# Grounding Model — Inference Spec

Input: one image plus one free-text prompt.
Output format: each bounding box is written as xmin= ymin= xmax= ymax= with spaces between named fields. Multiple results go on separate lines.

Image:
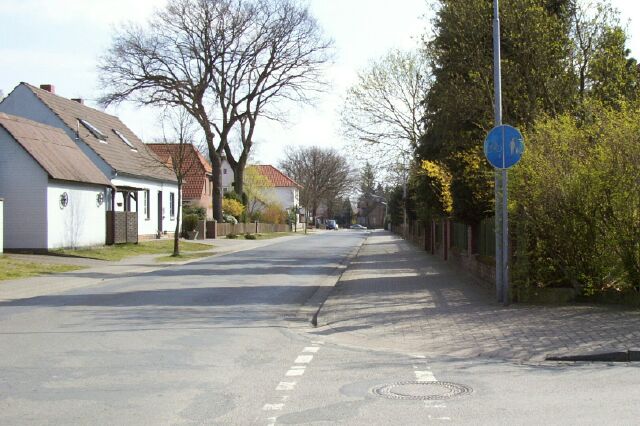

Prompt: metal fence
xmin=451 ymin=222 xmax=468 ymax=250
xmin=479 ymin=217 xmax=495 ymax=257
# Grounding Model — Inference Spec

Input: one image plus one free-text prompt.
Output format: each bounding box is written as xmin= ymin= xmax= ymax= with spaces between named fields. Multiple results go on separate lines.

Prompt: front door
xmin=157 ymin=191 xmax=163 ymax=233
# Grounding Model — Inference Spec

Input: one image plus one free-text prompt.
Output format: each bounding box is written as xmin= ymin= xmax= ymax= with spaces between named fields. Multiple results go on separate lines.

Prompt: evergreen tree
xmin=416 ymin=0 xmax=576 ymax=223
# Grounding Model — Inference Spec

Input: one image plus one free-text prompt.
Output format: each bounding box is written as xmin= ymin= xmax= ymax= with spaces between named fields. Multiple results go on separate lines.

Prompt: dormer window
xmin=113 ymin=129 xmax=138 ymax=151
xmin=78 ymin=119 xmax=107 ymax=141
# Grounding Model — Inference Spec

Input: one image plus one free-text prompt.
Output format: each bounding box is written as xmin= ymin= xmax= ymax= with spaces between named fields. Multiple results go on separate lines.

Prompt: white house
xmin=0 ymin=83 xmax=179 ymax=241
xmin=0 ymin=112 xmax=112 ymax=249
xmin=220 ymin=160 xmax=302 ymax=224
xmin=248 ymin=165 xmax=301 ymax=211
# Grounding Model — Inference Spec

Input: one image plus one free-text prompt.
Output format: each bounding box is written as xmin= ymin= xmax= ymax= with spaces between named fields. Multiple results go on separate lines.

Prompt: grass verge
xmin=55 ymin=240 xmax=213 ymax=261
xmin=0 ymin=256 xmax=83 ymax=281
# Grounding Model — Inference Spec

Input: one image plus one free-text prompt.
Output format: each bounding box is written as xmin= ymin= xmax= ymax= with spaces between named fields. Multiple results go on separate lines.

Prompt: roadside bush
xmin=182 ymin=205 xmax=206 ymax=220
xmin=511 ymin=103 xmax=640 ymax=294
xmin=260 ymin=202 xmax=287 ymax=224
xmin=226 ymin=233 xmax=238 ymax=239
xmin=222 ymin=198 xmax=245 ymax=218
xmin=181 ymin=214 xmax=199 ymax=232
xmin=244 ymin=233 xmax=257 ymax=240
xmin=223 ymin=214 xmax=238 ymax=224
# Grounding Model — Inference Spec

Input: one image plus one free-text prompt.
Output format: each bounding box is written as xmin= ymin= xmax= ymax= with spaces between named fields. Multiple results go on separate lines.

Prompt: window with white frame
xmin=143 ymin=190 xmax=150 ymax=220
xmin=170 ymin=192 xmax=175 ymax=219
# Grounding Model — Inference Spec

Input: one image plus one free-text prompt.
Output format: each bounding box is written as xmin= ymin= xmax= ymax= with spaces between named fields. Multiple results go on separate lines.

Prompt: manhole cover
xmin=372 ymin=381 xmax=472 ymax=401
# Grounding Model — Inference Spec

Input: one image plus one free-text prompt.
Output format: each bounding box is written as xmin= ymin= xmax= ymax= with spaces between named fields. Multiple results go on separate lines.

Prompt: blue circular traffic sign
xmin=483 ymin=125 xmax=525 ymax=169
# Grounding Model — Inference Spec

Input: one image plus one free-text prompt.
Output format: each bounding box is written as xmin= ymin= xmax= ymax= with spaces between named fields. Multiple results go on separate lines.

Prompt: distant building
xmin=220 ymin=160 xmax=302 ymax=224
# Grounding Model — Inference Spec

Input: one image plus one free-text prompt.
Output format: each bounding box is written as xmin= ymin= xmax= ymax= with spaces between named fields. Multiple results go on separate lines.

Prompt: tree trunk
xmin=210 ymin=152 xmax=224 ymax=222
xmin=233 ymin=165 xmax=245 ymax=199
xmin=173 ymin=183 xmax=182 ymax=256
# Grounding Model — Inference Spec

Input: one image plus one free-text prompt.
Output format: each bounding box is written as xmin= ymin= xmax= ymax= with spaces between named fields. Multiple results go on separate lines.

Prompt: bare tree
xmin=148 ymin=107 xmax=201 ymax=256
xmin=99 ymin=0 xmax=328 ymax=222
xmin=341 ymin=49 xmax=429 ymax=177
xmin=99 ymin=0 xmax=228 ymax=220
xmin=219 ymin=0 xmax=333 ymax=198
xmin=278 ymin=146 xmax=355 ymax=223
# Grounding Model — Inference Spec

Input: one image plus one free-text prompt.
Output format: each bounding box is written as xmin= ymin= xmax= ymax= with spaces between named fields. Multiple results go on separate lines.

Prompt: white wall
xmin=221 ymin=158 xmax=234 ymax=191
xmin=266 ymin=187 xmax=299 ymax=208
xmin=0 ymin=127 xmax=48 ymax=249
xmin=112 ymin=175 xmax=180 ymax=237
xmin=47 ymin=182 xmax=107 ymax=249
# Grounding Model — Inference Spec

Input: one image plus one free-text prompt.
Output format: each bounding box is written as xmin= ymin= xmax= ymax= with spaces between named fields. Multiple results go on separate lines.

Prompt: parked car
xmin=350 ymin=224 xmax=367 ymax=230
xmin=326 ymin=219 xmax=339 ymax=230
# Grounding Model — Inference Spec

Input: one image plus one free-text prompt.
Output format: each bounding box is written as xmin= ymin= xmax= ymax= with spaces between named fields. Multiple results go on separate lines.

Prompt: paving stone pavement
xmin=315 ymin=231 xmax=640 ymax=362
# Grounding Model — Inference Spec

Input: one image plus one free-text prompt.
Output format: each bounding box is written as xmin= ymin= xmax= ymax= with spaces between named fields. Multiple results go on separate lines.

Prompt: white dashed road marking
xmin=264 ymin=343 xmax=322 ymax=424
xmin=414 ymin=364 xmax=451 ymax=421
xmin=414 ymin=370 xmax=437 ymax=382
xmin=276 ymin=382 xmax=296 ymax=391
xmin=262 ymin=403 xmax=284 ymax=411
xmin=294 ymin=355 xmax=313 ymax=364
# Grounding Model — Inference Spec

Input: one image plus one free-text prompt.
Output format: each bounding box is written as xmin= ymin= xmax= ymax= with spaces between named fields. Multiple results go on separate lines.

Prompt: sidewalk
xmin=314 ymin=231 xmax=640 ymax=362
xmin=0 ymin=235 xmax=306 ymax=302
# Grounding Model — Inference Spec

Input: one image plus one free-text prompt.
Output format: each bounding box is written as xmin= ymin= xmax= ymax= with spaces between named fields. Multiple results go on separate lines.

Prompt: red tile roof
xmin=0 ymin=112 xmax=111 ymax=186
xmin=249 ymin=165 xmax=301 ymax=188
xmin=146 ymin=143 xmax=212 ymax=199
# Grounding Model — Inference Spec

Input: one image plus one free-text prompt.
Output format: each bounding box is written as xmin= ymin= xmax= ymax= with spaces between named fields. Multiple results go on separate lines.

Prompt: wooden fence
xmin=196 ymin=220 xmax=291 ymax=239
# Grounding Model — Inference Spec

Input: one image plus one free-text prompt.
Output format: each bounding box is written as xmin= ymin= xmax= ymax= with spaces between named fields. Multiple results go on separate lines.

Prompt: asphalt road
xmin=1 ymin=230 xmax=639 ymax=425
xmin=0 ymin=231 xmax=366 ymax=424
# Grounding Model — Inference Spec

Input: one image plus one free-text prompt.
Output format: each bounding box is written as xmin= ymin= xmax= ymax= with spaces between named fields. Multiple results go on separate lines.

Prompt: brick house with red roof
xmin=147 ymin=143 xmax=213 ymax=218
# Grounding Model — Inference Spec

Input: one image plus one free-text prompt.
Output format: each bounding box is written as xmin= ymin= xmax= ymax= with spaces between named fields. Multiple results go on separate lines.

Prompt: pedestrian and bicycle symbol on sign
xmin=483 ymin=124 xmax=525 ymax=169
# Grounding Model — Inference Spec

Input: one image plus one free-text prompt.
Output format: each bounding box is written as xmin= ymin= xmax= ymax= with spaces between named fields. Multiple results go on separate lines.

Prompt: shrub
xmin=261 ymin=202 xmax=287 ymax=224
xmin=222 ymin=198 xmax=245 ymax=218
xmin=182 ymin=205 xmax=206 ymax=220
xmin=511 ymin=104 xmax=640 ymax=293
xmin=182 ymin=214 xmax=199 ymax=232
xmin=226 ymin=233 xmax=238 ymax=239
xmin=244 ymin=233 xmax=257 ymax=240
xmin=223 ymin=213 xmax=238 ymax=224
xmin=224 ymin=191 xmax=242 ymax=202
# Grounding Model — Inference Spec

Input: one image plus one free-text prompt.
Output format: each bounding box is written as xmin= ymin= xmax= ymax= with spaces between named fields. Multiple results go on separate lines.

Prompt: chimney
xmin=71 ymin=98 xmax=84 ymax=105
xmin=39 ymin=84 xmax=55 ymax=94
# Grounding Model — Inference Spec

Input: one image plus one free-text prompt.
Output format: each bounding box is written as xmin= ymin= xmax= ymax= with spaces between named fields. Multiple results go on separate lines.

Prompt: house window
xmin=223 ymin=168 xmax=227 ymax=174
xmin=143 ymin=190 xmax=150 ymax=220
xmin=113 ymin=129 xmax=138 ymax=151
xmin=170 ymin=192 xmax=175 ymax=219
xmin=78 ymin=118 xmax=107 ymax=141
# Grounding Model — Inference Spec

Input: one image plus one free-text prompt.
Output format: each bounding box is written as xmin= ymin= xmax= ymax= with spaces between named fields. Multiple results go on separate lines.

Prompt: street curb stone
xmin=289 ymin=232 xmax=369 ymax=327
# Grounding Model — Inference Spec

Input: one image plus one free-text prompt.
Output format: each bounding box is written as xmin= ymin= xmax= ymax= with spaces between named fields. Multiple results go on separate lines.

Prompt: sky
xmin=1 ymin=0 xmax=639 ymax=167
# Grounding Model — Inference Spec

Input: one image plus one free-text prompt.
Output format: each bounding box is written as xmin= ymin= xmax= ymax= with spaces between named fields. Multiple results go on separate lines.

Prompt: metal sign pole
xmin=493 ymin=0 xmax=506 ymax=303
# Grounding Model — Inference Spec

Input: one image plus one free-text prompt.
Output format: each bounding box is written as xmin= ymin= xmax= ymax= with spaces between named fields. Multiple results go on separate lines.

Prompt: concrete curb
xmin=291 ymin=232 xmax=370 ymax=327
xmin=546 ymin=349 xmax=640 ymax=362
